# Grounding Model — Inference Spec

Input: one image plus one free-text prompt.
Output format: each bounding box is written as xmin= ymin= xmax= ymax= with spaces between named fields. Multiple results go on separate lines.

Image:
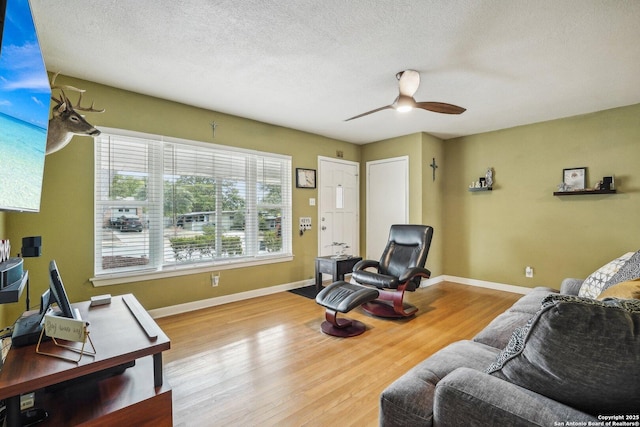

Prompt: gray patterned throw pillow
xmin=602 ymin=249 xmax=640 ymax=292
xmin=578 ymin=252 xmax=633 ymax=298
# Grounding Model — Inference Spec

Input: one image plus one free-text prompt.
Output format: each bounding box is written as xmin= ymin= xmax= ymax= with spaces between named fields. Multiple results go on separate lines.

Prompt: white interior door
xmin=318 ymin=157 xmax=359 ymax=258
xmin=366 ymin=156 xmax=408 ymax=259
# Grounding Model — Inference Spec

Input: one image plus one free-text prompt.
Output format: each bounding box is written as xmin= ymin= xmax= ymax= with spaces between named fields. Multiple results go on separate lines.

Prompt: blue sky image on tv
xmin=0 ymin=0 xmax=51 ymax=212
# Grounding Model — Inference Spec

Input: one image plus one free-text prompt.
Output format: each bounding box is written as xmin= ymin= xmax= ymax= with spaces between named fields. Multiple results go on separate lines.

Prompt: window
xmin=94 ymin=129 xmax=292 ymax=280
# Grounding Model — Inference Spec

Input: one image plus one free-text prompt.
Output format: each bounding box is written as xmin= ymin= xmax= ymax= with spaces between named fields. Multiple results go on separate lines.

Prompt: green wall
xmin=3 ymin=74 xmax=359 ymax=323
xmin=443 ymin=103 xmax=640 ymax=288
xmin=3 ymin=71 xmax=638 ymax=325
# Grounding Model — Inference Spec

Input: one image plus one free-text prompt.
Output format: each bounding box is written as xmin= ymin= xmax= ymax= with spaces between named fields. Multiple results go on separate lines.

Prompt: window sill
xmin=90 ymin=254 xmax=294 ymax=287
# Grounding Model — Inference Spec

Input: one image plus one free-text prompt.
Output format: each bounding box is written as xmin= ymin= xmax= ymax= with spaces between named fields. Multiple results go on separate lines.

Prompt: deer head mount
xmin=46 ymin=72 xmax=105 ymax=155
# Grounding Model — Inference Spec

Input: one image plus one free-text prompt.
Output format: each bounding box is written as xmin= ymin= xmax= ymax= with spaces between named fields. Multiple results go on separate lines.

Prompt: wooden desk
xmin=0 ymin=294 xmax=172 ymax=426
xmin=315 ymin=255 xmax=362 ymax=291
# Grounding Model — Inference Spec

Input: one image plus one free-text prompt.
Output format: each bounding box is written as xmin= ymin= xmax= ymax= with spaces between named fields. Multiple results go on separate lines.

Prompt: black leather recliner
xmin=315 ymin=224 xmax=434 ymax=337
xmin=352 ymin=224 xmax=433 ymax=318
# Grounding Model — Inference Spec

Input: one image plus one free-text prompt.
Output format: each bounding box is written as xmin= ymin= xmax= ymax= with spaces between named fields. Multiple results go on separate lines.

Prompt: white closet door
xmin=366 ymin=156 xmax=408 ymax=259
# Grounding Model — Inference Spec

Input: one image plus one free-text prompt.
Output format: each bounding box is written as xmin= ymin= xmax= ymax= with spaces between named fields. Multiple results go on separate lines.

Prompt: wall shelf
xmin=468 ymin=187 xmax=492 ymax=192
xmin=553 ymin=189 xmax=617 ymax=196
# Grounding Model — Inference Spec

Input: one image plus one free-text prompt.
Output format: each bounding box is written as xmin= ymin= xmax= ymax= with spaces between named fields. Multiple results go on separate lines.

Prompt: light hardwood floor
xmin=155 ymin=281 xmax=522 ymax=427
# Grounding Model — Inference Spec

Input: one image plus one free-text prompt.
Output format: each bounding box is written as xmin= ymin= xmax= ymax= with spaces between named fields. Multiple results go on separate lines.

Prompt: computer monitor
xmin=11 ymin=260 xmax=77 ymax=346
xmin=48 ymin=260 xmax=75 ymax=319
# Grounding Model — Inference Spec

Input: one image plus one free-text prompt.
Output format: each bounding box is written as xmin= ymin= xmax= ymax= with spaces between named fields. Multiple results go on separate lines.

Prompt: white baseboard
xmin=149 ymin=278 xmax=314 ymax=318
xmin=149 ymin=275 xmax=531 ymax=318
xmin=423 ymin=275 xmax=531 ymax=295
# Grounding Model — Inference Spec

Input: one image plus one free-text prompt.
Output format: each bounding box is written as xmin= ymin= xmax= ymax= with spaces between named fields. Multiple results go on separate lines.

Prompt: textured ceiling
xmin=30 ymin=0 xmax=640 ymax=144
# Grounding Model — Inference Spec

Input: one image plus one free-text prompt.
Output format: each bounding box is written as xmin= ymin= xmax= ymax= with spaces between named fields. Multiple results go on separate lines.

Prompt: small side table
xmin=315 ymin=255 xmax=363 ymax=291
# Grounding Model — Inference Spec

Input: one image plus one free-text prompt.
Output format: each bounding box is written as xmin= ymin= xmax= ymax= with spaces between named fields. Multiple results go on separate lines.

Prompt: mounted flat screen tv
xmin=0 ymin=0 xmax=50 ymax=212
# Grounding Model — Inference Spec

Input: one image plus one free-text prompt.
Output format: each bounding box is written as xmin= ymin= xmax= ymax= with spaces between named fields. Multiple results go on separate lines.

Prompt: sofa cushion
xmin=597 ymin=278 xmax=640 ymax=300
xmin=559 ymin=278 xmax=583 ymax=296
xmin=486 ymin=294 xmax=640 ymax=415
xmin=578 ymin=252 xmax=634 ymax=298
xmin=434 ymin=368 xmax=598 ymax=426
xmin=379 ymin=340 xmax=500 ymax=427
xmin=473 ymin=287 xmax=557 ymax=349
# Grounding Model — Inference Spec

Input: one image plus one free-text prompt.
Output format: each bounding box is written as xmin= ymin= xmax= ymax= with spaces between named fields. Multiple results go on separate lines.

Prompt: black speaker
xmin=602 ymin=176 xmax=614 ymax=190
xmin=21 ymin=236 xmax=42 ymax=258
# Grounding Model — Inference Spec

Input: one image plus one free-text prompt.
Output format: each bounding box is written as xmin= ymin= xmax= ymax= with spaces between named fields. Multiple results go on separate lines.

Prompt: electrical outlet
xmin=525 ymin=266 xmax=534 ymax=278
xmin=211 ymin=273 xmax=220 ymax=287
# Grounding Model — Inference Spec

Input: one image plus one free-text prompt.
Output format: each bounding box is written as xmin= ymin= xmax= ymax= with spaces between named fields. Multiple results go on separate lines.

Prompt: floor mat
xmin=288 ymin=285 xmax=321 ymax=300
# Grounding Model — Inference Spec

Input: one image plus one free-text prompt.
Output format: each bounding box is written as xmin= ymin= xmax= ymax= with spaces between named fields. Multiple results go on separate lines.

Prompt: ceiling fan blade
xmin=415 ymin=102 xmax=466 ymax=115
xmin=397 ymin=70 xmax=420 ymax=97
xmin=344 ymin=105 xmax=393 ymax=121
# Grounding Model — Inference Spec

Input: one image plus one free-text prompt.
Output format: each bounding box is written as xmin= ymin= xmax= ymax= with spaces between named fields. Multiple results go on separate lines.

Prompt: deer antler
xmin=73 ymin=91 xmax=105 ymax=113
xmin=50 ymin=71 xmax=105 ymax=113
xmin=50 ymin=71 xmax=86 ymax=94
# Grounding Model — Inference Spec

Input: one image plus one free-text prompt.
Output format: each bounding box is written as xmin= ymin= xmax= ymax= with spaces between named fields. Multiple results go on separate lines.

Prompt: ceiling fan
xmin=345 ymin=70 xmax=466 ymax=121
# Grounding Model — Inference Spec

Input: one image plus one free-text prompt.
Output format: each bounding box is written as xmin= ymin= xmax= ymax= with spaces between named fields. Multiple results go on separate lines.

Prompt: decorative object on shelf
xmin=601 ymin=176 xmax=614 ymax=190
xmin=469 ymin=167 xmax=493 ymax=192
xmin=562 ymin=167 xmax=586 ymax=191
xmin=485 ymin=167 xmax=494 ymax=187
xmin=555 ymin=168 xmax=617 ymax=195
xmin=296 ymin=168 xmax=316 ymax=189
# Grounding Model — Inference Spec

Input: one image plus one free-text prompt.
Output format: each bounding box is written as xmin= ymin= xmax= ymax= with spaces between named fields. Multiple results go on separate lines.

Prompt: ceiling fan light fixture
xmin=344 ymin=70 xmax=466 ymax=121
xmin=395 ymin=95 xmax=415 ymax=113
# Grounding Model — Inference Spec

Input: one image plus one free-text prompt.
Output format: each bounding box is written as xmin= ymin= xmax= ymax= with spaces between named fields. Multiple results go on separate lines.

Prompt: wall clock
xmin=296 ymin=168 xmax=316 ymax=189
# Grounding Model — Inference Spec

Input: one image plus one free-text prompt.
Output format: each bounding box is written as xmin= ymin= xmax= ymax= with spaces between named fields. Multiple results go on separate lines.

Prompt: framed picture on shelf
xmin=296 ymin=168 xmax=316 ymax=189
xmin=563 ymin=167 xmax=586 ymax=190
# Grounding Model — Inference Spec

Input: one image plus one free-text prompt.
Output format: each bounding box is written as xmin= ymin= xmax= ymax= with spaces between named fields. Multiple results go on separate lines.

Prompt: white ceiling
xmin=30 ymin=0 xmax=640 ymax=144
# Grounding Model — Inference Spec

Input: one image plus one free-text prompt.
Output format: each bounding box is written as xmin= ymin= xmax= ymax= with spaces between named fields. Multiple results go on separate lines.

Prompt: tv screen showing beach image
xmin=0 ymin=0 xmax=51 ymax=212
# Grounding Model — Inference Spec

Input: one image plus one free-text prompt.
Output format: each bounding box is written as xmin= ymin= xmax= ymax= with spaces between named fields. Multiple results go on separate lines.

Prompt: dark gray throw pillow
xmin=487 ymin=294 xmax=640 ymax=415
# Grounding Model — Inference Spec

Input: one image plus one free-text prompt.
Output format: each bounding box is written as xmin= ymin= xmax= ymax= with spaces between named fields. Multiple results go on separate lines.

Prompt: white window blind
xmin=94 ymin=130 xmax=292 ymax=278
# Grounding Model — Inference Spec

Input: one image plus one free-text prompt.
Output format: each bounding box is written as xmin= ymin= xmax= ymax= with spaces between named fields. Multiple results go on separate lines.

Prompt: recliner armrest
xmin=434 ymin=368 xmax=597 ymax=426
xmin=353 ymin=259 xmax=379 ymax=271
xmin=398 ymin=267 xmax=431 ymax=283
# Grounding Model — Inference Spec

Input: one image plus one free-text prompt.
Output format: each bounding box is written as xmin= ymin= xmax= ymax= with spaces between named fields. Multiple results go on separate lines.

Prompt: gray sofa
xmin=379 ymin=279 xmax=640 ymax=426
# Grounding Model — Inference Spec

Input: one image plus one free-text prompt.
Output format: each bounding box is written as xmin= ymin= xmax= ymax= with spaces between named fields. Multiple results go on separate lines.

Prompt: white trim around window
xmin=92 ymin=127 xmax=292 ymax=285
